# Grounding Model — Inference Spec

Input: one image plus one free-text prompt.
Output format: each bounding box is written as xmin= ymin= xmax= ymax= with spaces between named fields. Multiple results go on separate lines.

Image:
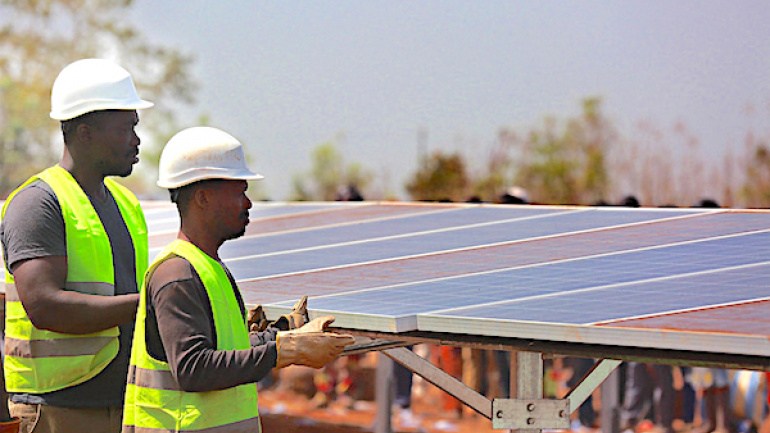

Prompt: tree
xmin=740 ymin=143 xmax=770 ymax=208
xmin=406 ymin=151 xmax=469 ymax=202
xmin=290 ymin=141 xmax=373 ymax=201
xmin=513 ymin=97 xmax=615 ymax=205
xmin=0 ymin=0 xmax=197 ymax=197
xmin=470 ymin=128 xmax=517 ymax=202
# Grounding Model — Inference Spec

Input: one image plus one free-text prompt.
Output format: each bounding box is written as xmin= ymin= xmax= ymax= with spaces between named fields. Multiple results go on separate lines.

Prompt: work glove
xmin=246 ymin=295 xmax=310 ymax=332
xmin=247 ymin=305 xmax=269 ymax=332
xmin=247 ymin=295 xmax=310 ymax=332
xmin=287 ymin=315 xmax=336 ymax=334
xmin=275 ymin=331 xmax=355 ymax=369
xmin=272 ymin=295 xmax=310 ymax=331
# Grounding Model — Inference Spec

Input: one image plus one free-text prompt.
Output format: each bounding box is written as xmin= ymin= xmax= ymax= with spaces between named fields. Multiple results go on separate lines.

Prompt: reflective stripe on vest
xmin=123 ymin=239 xmax=259 ymax=433
xmin=1 ymin=165 xmax=148 ymax=393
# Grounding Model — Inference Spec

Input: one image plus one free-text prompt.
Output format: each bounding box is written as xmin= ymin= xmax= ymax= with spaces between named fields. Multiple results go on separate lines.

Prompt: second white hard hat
xmin=50 ymin=58 xmax=154 ymax=121
xmin=157 ymin=126 xmax=264 ymax=189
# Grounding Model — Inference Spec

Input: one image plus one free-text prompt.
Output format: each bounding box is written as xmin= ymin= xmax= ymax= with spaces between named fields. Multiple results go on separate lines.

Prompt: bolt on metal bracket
xmin=491 ymin=398 xmax=570 ymax=430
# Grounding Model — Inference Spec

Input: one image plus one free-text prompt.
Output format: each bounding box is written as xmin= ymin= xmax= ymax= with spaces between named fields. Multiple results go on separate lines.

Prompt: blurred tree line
xmin=0 ymin=0 xmax=197 ymax=197
xmin=381 ymin=97 xmax=770 ymax=208
xmin=2 ymin=1 xmax=770 ymax=208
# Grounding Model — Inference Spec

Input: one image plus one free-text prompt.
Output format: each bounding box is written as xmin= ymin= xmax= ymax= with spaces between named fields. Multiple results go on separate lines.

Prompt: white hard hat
xmin=506 ymin=186 xmax=529 ymax=202
xmin=50 ymin=58 xmax=154 ymax=120
xmin=157 ymin=126 xmax=264 ymax=189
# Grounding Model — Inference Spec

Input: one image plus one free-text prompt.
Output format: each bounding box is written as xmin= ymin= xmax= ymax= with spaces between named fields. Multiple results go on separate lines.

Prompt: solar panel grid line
xmin=423 ymin=259 xmax=770 ymax=318
xmin=400 ymin=258 xmax=770 ymax=327
xmin=256 ymin=230 xmax=767 ymax=338
xmin=587 ymin=293 xmax=770 ymax=327
xmin=234 ymin=213 xmax=768 ymax=286
xmin=146 ymin=201 xmax=349 ymax=238
xmin=600 ymin=299 xmax=770 ymax=332
xmin=234 ymin=212 xmax=770 ymax=310
xmin=230 ymin=208 xmax=716 ymax=283
xmin=219 ymin=205 xmax=462 ymax=245
xmin=225 ymin=207 xmax=589 ymax=265
xmin=277 ymin=230 xmax=770 ymax=310
xmin=243 ymin=205 xmax=459 ymax=237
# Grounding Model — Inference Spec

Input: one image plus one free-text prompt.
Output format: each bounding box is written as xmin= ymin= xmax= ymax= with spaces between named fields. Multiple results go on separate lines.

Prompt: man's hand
xmin=248 ymin=295 xmax=312 ymax=332
xmin=287 ymin=315 xmax=336 ymax=334
xmin=247 ymin=305 xmax=269 ymax=332
xmin=272 ymin=295 xmax=310 ymax=331
xmin=275 ymin=331 xmax=355 ymax=369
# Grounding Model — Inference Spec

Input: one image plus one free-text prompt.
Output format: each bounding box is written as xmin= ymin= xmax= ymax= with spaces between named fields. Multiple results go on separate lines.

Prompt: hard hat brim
xmin=157 ymin=168 xmax=264 ymax=189
xmin=50 ymin=99 xmax=154 ymax=121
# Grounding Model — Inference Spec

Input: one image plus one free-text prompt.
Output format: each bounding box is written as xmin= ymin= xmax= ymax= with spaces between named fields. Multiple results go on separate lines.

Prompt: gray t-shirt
xmin=0 ymin=179 xmax=137 ymax=408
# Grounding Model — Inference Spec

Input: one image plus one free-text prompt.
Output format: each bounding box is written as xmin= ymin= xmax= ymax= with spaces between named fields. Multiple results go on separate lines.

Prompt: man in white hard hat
xmin=122 ymin=126 xmax=354 ymax=433
xmin=1 ymin=58 xmax=153 ymax=433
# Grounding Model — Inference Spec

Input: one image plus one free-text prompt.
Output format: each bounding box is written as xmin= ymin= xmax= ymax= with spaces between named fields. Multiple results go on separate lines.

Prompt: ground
xmin=257 ymin=353 xmax=525 ymax=433
xmin=259 ymin=386 xmax=500 ymax=433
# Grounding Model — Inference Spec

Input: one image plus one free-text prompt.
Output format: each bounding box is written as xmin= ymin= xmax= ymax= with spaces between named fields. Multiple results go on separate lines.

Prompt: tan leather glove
xmin=247 ymin=305 xmax=269 ymax=332
xmin=287 ymin=315 xmax=335 ymax=334
xmin=272 ymin=295 xmax=310 ymax=330
xmin=275 ymin=331 xmax=355 ymax=369
xmin=247 ymin=296 xmax=310 ymax=332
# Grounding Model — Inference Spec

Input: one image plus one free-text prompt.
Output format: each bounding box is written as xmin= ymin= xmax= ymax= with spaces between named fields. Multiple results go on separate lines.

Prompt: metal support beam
xmin=492 ymin=399 xmax=570 ymax=430
xmin=601 ymin=365 xmax=621 ymax=433
xmin=516 ymin=351 xmax=543 ymax=433
xmin=492 ymin=351 xmax=570 ymax=430
xmin=374 ymin=353 xmax=394 ymax=433
xmin=382 ymin=346 xmax=493 ymax=419
xmin=565 ymin=359 xmax=622 ymax=413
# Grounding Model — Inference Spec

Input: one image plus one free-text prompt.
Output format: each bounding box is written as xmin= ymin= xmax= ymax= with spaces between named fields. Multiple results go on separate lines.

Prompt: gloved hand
xmin=247 ymin=305 xmax=269 ymax=332
xmin=272 ymin=295 xmax=310 ymax=331
xmin=275 ymin=331 xmax=355 ymax=369
xmin=287 ymin=315 xmax=336 ymax=334
xmin=247 ymin=295 xmax=310 ymax=332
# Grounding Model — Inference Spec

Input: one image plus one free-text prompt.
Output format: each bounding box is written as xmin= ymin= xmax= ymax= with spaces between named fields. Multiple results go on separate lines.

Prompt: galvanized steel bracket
xmin=491 ymin=398 xmax=570 ymax=430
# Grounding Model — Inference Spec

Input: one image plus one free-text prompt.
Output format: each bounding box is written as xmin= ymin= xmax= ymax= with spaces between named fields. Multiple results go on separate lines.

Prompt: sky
xmin=128 ymin=1 xmax=770 ymax=201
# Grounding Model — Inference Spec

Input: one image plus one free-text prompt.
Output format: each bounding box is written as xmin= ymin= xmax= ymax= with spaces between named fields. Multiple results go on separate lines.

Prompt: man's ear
xmin=192 ymin=185 xmax=210 ymax=209
xmin=75 ymin=122 xmax=92 ymax=144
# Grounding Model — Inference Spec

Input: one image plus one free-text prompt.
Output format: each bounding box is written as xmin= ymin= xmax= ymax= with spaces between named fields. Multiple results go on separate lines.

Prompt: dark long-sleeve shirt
xmin=145 ymin=255 xmax=278 ymax=392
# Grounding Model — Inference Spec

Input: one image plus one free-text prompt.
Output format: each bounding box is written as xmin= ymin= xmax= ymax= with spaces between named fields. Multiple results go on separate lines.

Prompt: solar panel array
xmin=145 ymin=202 xmax=770 ymax=359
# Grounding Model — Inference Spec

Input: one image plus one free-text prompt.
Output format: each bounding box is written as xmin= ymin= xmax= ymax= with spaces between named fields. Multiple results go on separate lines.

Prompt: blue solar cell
xmin=223 ymin=208 xmax=706 ymax=280
xmin=292 ymin=231 xmax=770 ymax=321
xmin=428 ymin=262 xmax=770 ymax=325
xmin=247 ymin=203 xmax=341 ymax=219
xmin=221 ymin=206 xmax=567 ymax=259
xmin=141 ymin=202 xmax=770 ymax=354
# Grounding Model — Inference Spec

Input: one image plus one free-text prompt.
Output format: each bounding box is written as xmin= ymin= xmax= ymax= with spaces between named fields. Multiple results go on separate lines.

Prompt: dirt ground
xmin=258 ymin=386 xmax=500 ymax=433
xmin=257 ymin=352 xmax=531 ymax=433
xmin=255 ymin=352 xmax=715 ymax=433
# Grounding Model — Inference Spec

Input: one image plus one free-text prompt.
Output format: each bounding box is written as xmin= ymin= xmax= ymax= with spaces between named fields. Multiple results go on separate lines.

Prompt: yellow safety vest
xmin=2 ymin=165 xmax=148 ymax=393
xmin=123 ymin=239 xmax=259 ymax=433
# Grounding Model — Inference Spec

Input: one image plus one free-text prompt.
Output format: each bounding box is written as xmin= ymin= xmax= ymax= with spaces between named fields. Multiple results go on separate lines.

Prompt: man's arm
xmin=151 ymin=258 xmax=277 ymax=392
xmin=11 ymin=256 xmax=139 ymax=334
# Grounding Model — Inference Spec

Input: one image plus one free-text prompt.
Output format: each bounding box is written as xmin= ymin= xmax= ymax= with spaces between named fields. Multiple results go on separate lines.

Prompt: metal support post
xmin=374 ymin=352 xmax=394 ymax=433
xmin=600 ymin=364 xmax=621 ymax=433
xmin=492 ymin=351 xmax=570 ymax=431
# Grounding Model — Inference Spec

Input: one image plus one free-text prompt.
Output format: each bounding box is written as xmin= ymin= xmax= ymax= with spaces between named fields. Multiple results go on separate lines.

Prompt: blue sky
xmin=129 ymin=1 xmax=770 ymax=200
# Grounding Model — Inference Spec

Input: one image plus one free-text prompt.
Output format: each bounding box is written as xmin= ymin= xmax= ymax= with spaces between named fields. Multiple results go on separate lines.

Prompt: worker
xmin=0 ymin=59 xmax=153 ymax=433
xmin=122 ymin=126 xmax=354 ymax=433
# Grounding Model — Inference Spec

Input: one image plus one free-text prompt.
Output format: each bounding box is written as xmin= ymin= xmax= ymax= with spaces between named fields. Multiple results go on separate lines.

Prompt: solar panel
xmin=5 ymin=200 xmax=768 ymax=366
xmin=181 ymin=202 xmax=766 ymax=364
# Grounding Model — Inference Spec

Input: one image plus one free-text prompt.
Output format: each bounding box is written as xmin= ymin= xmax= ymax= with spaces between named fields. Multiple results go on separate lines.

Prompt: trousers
xmin=9 ymin=402 xmax=122 ymax=433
